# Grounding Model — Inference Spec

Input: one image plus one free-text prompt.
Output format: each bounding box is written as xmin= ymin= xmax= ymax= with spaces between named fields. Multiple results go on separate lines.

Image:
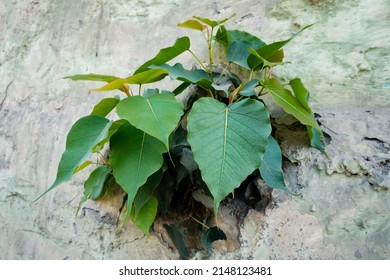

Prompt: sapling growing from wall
xmin=38 ymin=15 xmax=324 ymax=258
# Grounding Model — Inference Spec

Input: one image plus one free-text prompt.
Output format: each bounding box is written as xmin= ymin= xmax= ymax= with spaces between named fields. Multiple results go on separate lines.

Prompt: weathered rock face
xmin=0 ymin=0 xmax=389 ymax=259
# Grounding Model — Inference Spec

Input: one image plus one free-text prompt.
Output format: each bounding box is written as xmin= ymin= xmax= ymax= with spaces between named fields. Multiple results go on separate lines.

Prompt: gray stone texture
xmin=0 ymin=0 xmax=389 ymax=259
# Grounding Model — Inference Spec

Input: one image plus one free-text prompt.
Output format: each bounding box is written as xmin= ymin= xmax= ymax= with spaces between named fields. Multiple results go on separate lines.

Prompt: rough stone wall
xmin=0 ymin=0 xmax=389 ymax=259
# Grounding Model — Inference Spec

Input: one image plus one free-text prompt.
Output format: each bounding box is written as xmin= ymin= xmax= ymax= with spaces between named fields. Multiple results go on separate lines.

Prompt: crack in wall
xmin=0 ymin=80 xmax=13 ymax=111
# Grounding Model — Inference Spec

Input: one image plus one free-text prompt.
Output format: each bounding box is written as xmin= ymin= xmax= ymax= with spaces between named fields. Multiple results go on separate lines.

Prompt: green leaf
xmin=92 ymin=119 xmax=127 ymax=153
xmin=263 ymin=78 xmax=321 ymax=133
xmin=177 ymin=19 xmax=206 ymax=31
xmin=187 ymin=98 xmax=272 ymax=214
xmin=225 ymin=30 xmax=266 ymax=49
xmin=216 ymin=29 xmax=266 ymax=69
xmin=116 ymin=94 xmax=184 ymax=149
xmin=172 ymin=82 xmax=191 ymax=95
xmin=239 ymin=79 xmax=259 ymax=97
xmin=37 ymin=116 xmax=112 ymax=200
xmin=193 ymin=15 xmax=234 ymax=28
xmin=130 ymin=196 xmax=158 ymax=235
xmin=259 ymin=136 xmax=289 ymax=192
xmin=91 ymin=78 xmax=127 ymax=92
xmin=83 ymin=165 xmax=112 ymax=200
xmin=163 ymin=224 xmax=190 ymax=260
xmin=134 ymin=37 xmax=190 ymax=74
xmin=215 ymin=25 xmax=228 ymax=45
xmin=248 ymin=48 xmax=289 ymax=69
xmin=73 ymin=160 xmax=92 ymax=174
xmin=110 ymin=123 xmax=166 ymax=221
xmin=226 ymin=41 xmax=253 ymax=69
xmin=142 ymin=88 xmax=160 ymax=98
xmin=90 ymin=97 xmax=120 ymax=117
xmin=64 ymin=73 xmax=119 ymax=83
xmin=248 ymin=24 xmax=313 ymax=69
xmin=201 ymin=227 xmax=227 ymax=254
xmin=289 ymin=78 xmax=325 ymax=152
xmin=133 ymin=169 xmax=163 ymax=216
xmin=151 ymin=63 xmax=212 ymax=88
xmin=289 ymin=77 xmax=311 ymax=111
xmin=91 ymin=69 xmax=169 ymax=92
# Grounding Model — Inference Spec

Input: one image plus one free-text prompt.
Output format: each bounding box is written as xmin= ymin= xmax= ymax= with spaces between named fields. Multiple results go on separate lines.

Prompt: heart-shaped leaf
xmin=110 ymin=123 xmax=166 ymax=221
xmin=225 ymin=29 xmax=266 ymax=49
xmin=187 ymin=97 xmax=271 ymax=214
xmin=37 ymin=115 xmax=112 ymax=200
xmin=227 ymin=41 xmax=254 ymax=69
xmin=116 ymin=94 xmax=184 ymax=149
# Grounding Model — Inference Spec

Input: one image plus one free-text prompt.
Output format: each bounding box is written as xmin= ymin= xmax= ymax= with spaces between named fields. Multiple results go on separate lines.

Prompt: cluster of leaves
xmin=39 ymin=15 xmax=324 ymax=257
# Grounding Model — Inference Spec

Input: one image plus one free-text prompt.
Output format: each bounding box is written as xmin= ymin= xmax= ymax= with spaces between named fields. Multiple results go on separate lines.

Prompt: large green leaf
xmin=218 ymin=29 xmax=266 ymax=69
xmin=151 ymin=63 xmax=212 ymax=88
xmin=130 ymin=196 xmax=158 ymax=235
xmin=289 ymin=78 xmax=324 ymax=152
xmin=226 ymin=41 xmax=254 ymax=69
xmin=134 ymin=37 xmax=190 ymax=74
xmin=263 ymin=78 xmax=321 ymax=133
xmin=226 ymin=30 xmax=266 ymax=48
xmin=90 ymin=97 xmax=120 ymax=117
xmin=37 ymin=115 xmax=112 ymax=200
xmin=259 ymin=136 xmax=288 ymax=192
xmin=83 ymin=165 xmax=112 ymax=200
xmin=116 ymin=94 xmax=184 ymax=149
xmin=110 ymin=123 xmax=166 ymax=221
xmin=187 ymin=97 xmax=271 ymax=214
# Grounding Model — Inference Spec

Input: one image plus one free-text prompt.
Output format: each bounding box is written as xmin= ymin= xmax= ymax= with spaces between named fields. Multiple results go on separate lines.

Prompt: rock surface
xmin=0 ymin=0 xmax=389 ymax=259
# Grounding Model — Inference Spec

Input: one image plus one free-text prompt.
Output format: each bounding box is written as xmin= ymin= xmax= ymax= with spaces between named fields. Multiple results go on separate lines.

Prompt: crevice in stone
xmin=0 ymin=80 xmax=14 ymax=111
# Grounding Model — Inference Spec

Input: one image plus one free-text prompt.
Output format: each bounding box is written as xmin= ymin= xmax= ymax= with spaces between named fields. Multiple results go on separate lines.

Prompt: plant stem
xmin=191 ymin=216 xmax=209 ymax=229
xmin=188 ymin=49 xmax=208 ymax=73
xmin=122 ymin=84 xmax=131 ymax=97
xmin=249 ymin=69 xmax=254 ymax=81
xmin=208 ymin=27 xmax=214 ymax=78
xmin=97 ymin=152 xmax=109 ymax=166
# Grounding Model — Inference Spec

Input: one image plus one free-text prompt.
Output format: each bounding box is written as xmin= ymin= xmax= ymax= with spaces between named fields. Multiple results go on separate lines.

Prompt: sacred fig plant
xmin=38 ymin=15 xmax=324 ymax=258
